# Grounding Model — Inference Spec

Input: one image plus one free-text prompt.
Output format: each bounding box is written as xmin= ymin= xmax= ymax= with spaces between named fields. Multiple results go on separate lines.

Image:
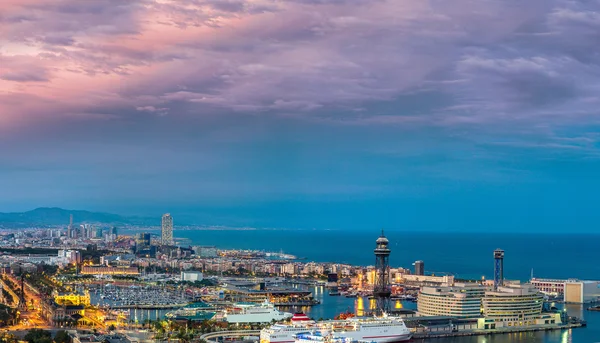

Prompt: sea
xmin=123 ymin=229 xmax=600 ymax=342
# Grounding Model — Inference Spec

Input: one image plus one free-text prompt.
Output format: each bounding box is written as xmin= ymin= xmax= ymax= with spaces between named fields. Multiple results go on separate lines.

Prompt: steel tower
xmin=373 ymin=230 xmax=391 ymax=315
xmin=493 ymin=249 xmax=504 ymax=290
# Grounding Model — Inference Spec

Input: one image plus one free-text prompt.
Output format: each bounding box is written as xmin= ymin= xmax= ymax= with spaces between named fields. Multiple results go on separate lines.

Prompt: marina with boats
xmin=77 ymin=277 xmax=412 ymax=325
xmin=89 ymin=284 xmax=189 ymax=308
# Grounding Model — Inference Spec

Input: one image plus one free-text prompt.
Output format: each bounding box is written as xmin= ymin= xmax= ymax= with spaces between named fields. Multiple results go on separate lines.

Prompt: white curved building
xmin=417 ymin=284 xmax=485 ymax=318
xmin=482 ymin=284 xmax=543 ymax=327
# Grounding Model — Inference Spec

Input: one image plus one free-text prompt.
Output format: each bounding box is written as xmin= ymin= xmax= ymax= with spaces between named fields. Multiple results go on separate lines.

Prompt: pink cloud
xmin=2 ymin=0 xmax=598 ymax=133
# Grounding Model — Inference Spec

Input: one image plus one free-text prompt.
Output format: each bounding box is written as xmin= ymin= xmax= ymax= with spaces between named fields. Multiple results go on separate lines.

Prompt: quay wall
xmin=413 ymin=322 xmax=583 ymax=339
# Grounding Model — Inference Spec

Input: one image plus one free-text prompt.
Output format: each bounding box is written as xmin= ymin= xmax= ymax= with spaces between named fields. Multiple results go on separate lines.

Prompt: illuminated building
xmin=530 ymin=278 xmax=566 ymax=295
xmin=564 ymin=280 xmax=600 ymax=303
xmin=81 ymin=266 xmax=140 ymax=275
xmin=418 ymin=283 xmax=485 ymax=318
xmin=55 ymin=291 xmax=91 ymax=306
xmin=482 ymin=284 xmax=543 ymax=327
xmin=136 ymin=233 xmax=151 ymax=251
xmin=394 ymin=272 xmax=454 ymax=286
xmin=161 ymin=213 xmax=174 ymax=245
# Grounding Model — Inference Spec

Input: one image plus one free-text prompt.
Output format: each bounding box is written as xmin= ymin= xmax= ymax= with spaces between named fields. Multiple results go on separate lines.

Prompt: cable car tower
xmin=373 ymin=230 xmax=391 ymax=315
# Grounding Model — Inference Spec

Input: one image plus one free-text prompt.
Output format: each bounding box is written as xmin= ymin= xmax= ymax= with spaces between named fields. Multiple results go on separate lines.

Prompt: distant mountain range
xmin=0 ymin=207 xmax=159 ymax=228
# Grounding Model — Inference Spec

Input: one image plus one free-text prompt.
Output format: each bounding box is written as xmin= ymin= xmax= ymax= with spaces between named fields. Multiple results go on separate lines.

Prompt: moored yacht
xmin=225 ymin=300 xmax=293 ymax=323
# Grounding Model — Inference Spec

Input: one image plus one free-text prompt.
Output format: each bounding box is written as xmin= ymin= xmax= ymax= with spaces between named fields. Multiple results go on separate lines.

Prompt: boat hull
xmin=227 ymin=313 xmax=292 ymax=323
xmin=261 ymin=324 xmax=412 ymax=343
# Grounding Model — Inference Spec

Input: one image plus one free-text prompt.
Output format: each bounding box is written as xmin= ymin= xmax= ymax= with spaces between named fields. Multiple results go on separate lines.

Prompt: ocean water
xmin=156 ymin=229 xmax=600 ymax=281
xmin=125 ymin=229 xmax=600 ymax=342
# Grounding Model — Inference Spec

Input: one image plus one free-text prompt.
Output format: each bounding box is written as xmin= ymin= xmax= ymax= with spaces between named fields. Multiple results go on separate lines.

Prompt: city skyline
xmin=2 ymin=1 xmax=600 ymax=232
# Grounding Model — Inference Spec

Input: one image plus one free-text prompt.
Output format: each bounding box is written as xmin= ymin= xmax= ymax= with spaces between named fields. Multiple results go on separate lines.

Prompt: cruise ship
xmin=260 ymin=314 xmax=412 ymax=343
xmin=225 ymin=300 xmax=293 ymax=323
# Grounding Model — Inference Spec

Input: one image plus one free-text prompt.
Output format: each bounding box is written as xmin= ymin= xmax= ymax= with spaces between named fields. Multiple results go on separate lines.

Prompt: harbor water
xmin=119 ymin=229 xmax=600 ymax=340
xmin=124 ymin=229 xmax=600 ymax=281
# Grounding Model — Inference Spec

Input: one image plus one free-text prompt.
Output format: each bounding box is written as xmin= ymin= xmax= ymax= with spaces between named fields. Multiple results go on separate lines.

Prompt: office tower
xmin=136 ymin=233 xmax=151 ymax=249
xmin=414 ymin=260 xmax=425 ymax=276
xmin=67 ymin=214 xmax=73 ymax=238
xmin=161 ymin=213 xmax=173 ymax=245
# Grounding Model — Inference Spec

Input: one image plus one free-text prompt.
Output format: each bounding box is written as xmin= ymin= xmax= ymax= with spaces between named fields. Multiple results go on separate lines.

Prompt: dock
xmin=412 ymin=322 xmax=584 ymax=339
xmin=110 ymin=303 xmax=188 ymax=309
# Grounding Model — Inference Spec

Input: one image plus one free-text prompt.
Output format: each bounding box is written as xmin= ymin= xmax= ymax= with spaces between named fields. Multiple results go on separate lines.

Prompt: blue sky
xmin=1 ymin=0 xmax=600 ymax=231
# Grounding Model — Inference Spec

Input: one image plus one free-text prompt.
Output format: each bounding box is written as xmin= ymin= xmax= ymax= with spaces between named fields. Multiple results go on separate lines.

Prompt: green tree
xmin=54 ymin=330 xmax=71 ymax=343
xmin=24 ymin=329 xmax=52 ymax=343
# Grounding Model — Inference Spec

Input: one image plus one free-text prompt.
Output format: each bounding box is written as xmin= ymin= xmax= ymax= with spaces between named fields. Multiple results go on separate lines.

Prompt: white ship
xmin=225 ymin=300 xmax=293 ymax=323
xmin=260 ymin=314 xmax=412 ymax=343
xmin=296 ymin=331 xmax=373 ymax=343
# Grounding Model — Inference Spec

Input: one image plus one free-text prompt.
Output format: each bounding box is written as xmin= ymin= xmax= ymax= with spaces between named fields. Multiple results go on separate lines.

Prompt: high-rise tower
xmin=67 ymin=214 xmax=73 ymax=238
xmin=161 ymin=213 xmax=173 ymax=245
xmin=414 ymin=260 xmax=424 ymax=276
xmin=373 ymin=231 xmax=391 ymax=315
xmin=494 ymin=249 xmax=504 ymax=290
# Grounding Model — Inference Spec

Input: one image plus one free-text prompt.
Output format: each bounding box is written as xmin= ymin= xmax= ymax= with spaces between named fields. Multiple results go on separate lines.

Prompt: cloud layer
xmin=2 ymin=0 xmax=599 ymax=129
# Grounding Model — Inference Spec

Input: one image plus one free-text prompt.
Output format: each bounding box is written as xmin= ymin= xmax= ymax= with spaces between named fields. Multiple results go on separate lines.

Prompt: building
xmin=194 ymin=246 xmax=218 ymax=258
xmin=57 ymin=250 xmax=81 ymax=265
xmin=67 ymin=214 xmax=74 ymax=238
xmin=326 ymin=273 xmax=339 ymax=288
xmin=414 ymin=260 xmax=424 ymax=276
xmin=136 ymin=233 xmax=151 ymax=251
xmin=564 ymin=280 xmax=600 ymax=303
xmin=161 ymin=213 xmax=173 ymax=245
xmin=100 ymin=254 xmax=136 ymax=267
xmin=418 ymin=283 xmax=485 ymax=318
xmin=81 ymin=266 xmax=140 ymax=275
xmin=395 ymin=272 xmax=454 ymax=287
xmin=181 ymin=271 xmax=203 ymax=282
xmin=530 ymin=278 xmax=566 ymax=295
xmin=482 ymin=284 xmax=543 ymax=327
xmin=54 ymin=291 xmax=91 ymax=306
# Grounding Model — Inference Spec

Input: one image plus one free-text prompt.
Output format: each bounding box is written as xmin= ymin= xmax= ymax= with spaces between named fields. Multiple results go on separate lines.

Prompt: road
xmin=2 ymin=273 xmax=48 ymax=328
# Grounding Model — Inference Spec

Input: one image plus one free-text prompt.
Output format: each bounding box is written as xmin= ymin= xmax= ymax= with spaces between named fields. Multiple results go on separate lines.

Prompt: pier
xmin=109 ymin=303 xmax=188 ymax=309
xmin=200 ymin=330 xmax=261 ymax=343
xmin=411 ymin=322 xmax=584 ymax=339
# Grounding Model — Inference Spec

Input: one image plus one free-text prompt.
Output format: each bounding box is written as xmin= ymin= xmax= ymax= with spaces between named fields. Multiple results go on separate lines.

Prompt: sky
xmin=1 ymin=0 xmax=600 ymax=231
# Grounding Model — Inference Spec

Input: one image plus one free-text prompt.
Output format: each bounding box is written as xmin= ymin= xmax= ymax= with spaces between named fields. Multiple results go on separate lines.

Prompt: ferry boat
xmin=260 ymin=314 xmax=412 ymax=343
xmin=225 ymin=300 xmax=293 ymax=323
xmin=165 ymin=302 xmax=216 ymax=321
